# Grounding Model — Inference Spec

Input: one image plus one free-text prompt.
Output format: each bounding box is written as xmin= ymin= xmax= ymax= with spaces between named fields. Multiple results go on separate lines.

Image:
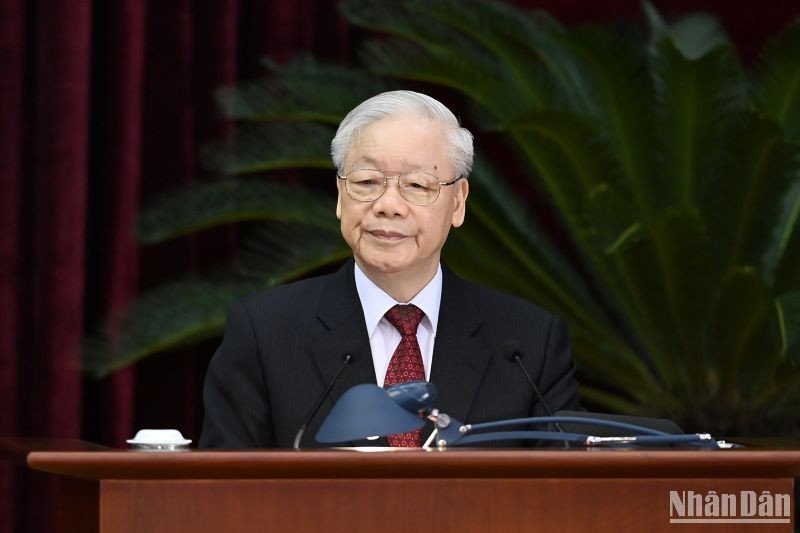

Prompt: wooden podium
xmin=5 ymin=439 xmax=799 ymax=532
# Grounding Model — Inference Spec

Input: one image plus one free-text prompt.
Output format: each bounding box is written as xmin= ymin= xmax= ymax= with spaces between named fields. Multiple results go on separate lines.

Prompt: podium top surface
xmin=13 ymin=445 xmax=800 ymax=481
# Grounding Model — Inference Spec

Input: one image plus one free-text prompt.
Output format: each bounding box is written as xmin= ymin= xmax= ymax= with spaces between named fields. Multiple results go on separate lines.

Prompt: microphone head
xmin=342 ymin=339 xmax=363 ymax=363
xmin=501 ymin=340 xmax=523 ymax=362
xmin=316 ymin=384 xmax=424 ymax=443
xmin=386 ymin=381 xmax=438 ymax=415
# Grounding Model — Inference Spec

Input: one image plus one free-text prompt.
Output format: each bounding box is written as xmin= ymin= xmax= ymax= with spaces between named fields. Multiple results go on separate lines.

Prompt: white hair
xmin=331 ymin=90 xmax=474 ymax=178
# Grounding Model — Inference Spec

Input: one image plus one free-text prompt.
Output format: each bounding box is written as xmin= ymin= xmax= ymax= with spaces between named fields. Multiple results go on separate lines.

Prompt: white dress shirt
xmin=353 ymin=262 xmax=442 ymax=387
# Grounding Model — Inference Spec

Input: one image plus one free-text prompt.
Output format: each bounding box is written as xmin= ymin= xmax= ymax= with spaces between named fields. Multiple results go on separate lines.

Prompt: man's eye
xmin=405 ymin=178 xmax=433 ymax=190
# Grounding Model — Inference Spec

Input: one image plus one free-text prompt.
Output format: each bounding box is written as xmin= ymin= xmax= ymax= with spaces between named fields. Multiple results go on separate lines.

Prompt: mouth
xmin=367 ymin=229 xmax=408 ymax=241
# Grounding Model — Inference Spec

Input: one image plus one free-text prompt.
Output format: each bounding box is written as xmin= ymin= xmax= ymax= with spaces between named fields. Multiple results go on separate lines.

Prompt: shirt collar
xmin=354 ymin=262 xmax=442 ymax=337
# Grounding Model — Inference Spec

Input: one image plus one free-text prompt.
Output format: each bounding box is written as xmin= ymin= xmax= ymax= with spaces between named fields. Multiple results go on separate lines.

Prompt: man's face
xmin=336 ymin=115 xmax=469 ymax=283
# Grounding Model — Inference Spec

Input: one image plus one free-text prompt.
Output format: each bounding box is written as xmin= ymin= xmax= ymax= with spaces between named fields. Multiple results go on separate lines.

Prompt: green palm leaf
xmin=359 ymin=37 xmax=519 ymax=120
xmin=548 ymin=29 xmax=655 ymax=210
xmin=704 ymin=113 xmax=800 ymax=283
xmin=705 ymin=268 xmax=783 ymax=398
xmin=136 ymin=180 xmax=336 ymax=244
xmin=400 ymin=0 xmax=560 ymax=110
xmin=644 ymin=4 xmax=729 ymax=61
xmin=238 ymin=221 xmax=350 ymax=282
xmin=777 ymin=291 xmax=800 ymax=359
xmin=202 ymin=122 xmax=335 ymax=175
xmin=508 ymin=114 xmax=642 ymax=316
xmin=344 ymin=0 xmax=549 ymax=121
xmin=774 ymin=221 xmax=800 ymax=293
xmin=217 ymin=56 xmax=390 ymax=123
xmin=87 ymin=219 xmax=349 ymax=378
xmin=650 ymin=38 xmax=746 ymax=208
xmin=754 ymin=21 xmax=800 ymax=141
xmin=510 ymin=112 xmax=634 ymax=246
xmin=461 ymin=158 xmax=607 ymax=324
xmin=607 ymin=209 xmax=714 ymax=391
xmin=578 ymin=385 xmax=643 ymax=414
xmin=84 ymin=276 xmax=266 ymax=378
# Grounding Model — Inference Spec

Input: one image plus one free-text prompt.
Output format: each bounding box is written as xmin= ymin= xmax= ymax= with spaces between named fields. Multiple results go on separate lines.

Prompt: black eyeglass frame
xmin=336 ymin=169 xmax=465 ymax=206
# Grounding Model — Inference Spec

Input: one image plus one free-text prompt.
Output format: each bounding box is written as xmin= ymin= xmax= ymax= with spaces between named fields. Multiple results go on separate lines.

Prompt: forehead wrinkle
xmin=351 ymin=154 xmax=436 ymax=173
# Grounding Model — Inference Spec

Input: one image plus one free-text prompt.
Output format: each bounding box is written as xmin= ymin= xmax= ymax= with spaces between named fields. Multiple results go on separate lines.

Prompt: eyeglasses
xmin=337 ymin=169 xmax=464 ymax=206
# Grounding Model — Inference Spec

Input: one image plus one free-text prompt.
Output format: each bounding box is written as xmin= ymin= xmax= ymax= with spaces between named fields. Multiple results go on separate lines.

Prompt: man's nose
xmin=372 ymin=177 xmax=408 ymax=217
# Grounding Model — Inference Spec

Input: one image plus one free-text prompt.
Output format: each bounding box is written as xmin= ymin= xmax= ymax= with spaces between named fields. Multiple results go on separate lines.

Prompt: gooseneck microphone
xmin=502 ymin=340 xmax=565 ymax=435
xmin=293 ymin=340 xmax=361 ymax=449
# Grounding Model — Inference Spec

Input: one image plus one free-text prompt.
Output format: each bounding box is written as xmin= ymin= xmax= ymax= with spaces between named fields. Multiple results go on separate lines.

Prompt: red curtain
xmin=0 ymin=1 xmax=796 ymax=532
xmin=0 ymin=1 xmax=347 ymax=531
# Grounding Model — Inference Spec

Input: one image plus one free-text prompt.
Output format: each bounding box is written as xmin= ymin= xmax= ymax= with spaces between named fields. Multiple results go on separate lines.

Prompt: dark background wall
xmin=1 ymin=1 xmax=798 ymax=531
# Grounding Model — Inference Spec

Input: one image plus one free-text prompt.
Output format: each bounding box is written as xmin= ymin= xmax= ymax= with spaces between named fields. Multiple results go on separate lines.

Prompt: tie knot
xmin=385 ymin=304 xmax=425 ymax=337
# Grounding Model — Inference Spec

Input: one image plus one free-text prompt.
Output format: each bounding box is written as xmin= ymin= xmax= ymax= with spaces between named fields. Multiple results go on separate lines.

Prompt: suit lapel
xmin=311 ymin=259 xmax=377 ymax=399
xmin=310 ymin=260 xmax=387 ymax=446
xmin=428 ymin=267 xmax=490 ymax=427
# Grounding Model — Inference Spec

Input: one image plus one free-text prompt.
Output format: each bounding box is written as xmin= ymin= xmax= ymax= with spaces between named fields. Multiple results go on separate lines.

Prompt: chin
xmin=356 ymin=249 xmax=415 ymax=274
xmin=362 ymin=258 xmax=411 ymax=275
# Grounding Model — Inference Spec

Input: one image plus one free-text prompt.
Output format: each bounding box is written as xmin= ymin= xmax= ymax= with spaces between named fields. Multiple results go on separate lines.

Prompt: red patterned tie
xmin=383 ymin=304 xmax=426 ymax=447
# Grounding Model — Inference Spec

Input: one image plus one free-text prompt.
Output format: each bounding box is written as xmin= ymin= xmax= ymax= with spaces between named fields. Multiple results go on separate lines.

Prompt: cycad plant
xmin=86 ymin=0 xmax=800 ymax=436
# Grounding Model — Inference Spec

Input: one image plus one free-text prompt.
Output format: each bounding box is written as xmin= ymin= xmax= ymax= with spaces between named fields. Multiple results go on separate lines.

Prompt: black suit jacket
xmin=199 ymin=260 xmax=580 ymax=448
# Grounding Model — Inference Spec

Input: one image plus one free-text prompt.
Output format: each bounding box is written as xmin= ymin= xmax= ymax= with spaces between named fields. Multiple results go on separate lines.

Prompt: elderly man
xmin=200 ymin=90 xmax=580 ymax=448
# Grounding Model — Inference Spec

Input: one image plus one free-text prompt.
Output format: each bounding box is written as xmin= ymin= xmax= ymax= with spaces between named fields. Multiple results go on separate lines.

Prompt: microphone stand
xmin=293 ymin=354 xmax=353 ymax=449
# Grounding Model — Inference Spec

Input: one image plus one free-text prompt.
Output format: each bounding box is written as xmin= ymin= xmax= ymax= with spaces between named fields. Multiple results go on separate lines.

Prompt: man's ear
xmin=336 ymin=176 xmax=343 ymax=220
xmin=450 ymin=177 xmax=469 ymax=227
